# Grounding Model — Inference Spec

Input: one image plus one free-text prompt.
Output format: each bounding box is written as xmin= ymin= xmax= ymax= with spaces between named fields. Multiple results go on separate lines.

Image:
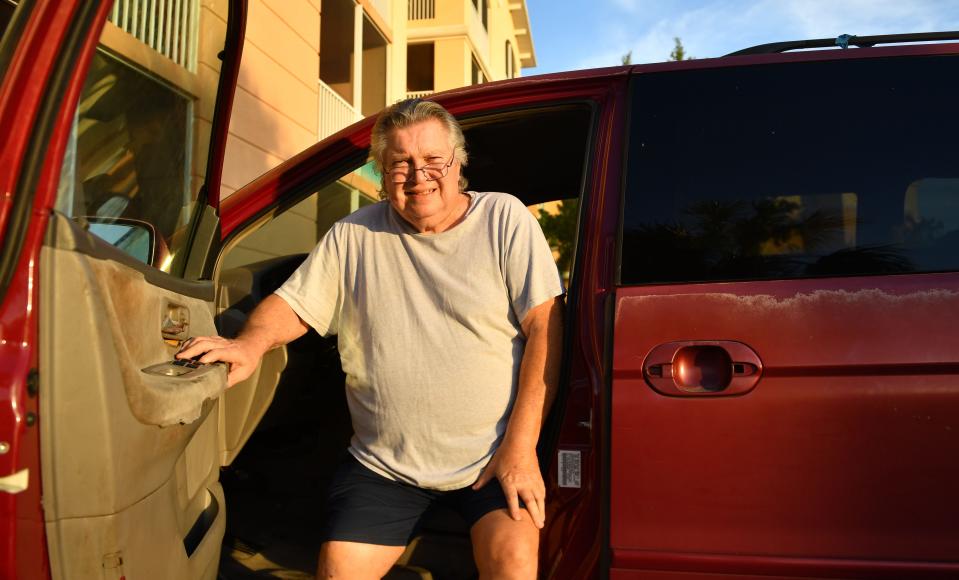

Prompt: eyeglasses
xmin=385 ymin=153 xmax=455 ymax=184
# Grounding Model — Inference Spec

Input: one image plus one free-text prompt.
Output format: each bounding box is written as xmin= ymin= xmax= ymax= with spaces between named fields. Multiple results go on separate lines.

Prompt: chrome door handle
xmin=643 ymin=340 xmax=763 ymax=396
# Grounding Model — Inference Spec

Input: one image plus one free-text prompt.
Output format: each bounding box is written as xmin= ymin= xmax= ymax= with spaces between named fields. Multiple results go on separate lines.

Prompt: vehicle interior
xmin=213 ymin=103 xmax=593 ymax=579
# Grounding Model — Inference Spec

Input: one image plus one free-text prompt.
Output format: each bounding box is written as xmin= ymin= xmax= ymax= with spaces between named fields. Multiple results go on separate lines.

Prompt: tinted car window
xmin=620 ymin=55 xmax=959 ymax=285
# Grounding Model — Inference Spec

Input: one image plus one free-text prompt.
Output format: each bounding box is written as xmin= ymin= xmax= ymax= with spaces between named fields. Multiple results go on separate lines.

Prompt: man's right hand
xmin=175 ymin=294 xmax=309 ymax=388
xmin=176 ymin=335 xmax=267 ymax=387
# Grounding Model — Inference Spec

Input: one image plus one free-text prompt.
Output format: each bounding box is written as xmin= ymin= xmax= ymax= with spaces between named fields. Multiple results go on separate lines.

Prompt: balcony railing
xmin=319 ymin=80 xmax=362 ymax=141
xmin=406 ymin=90 xmax=434 ymax=99
xmin=109 ymin=0 xmax=199 ymax=72
xmin=409 ymin=0 xmax=435 ymax=20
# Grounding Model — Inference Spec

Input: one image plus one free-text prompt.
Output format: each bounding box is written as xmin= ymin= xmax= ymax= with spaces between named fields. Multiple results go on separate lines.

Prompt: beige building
xmin=406 ymin=0 xmax=536 ymax=96
xmin=225 ymin=0 xmax=535 ymax=201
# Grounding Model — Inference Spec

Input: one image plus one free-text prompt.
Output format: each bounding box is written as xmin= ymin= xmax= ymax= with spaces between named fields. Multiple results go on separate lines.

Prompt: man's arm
xmin=176 ymin=294 xmax=309 ymax=387
xmin=472 ymin=296 xmax=564 ymax=528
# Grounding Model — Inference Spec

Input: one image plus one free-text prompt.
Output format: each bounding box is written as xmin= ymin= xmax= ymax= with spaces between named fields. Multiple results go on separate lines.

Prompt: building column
xmin=353 ymin=2 xmax=364 ymax=109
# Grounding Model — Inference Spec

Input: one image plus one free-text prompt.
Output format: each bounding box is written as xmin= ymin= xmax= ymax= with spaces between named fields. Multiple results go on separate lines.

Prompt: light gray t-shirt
xmin=275 ymin=191 xmax=564 ymax=490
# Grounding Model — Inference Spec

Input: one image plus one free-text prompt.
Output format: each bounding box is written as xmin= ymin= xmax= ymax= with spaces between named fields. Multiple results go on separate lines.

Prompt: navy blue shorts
xmin=319 ymin=453 xmax=511 ymax=546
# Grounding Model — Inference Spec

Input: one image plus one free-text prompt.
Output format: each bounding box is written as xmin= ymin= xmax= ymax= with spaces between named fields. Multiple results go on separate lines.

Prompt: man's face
xmin=383 ymin=119 xmax=465 ymax=233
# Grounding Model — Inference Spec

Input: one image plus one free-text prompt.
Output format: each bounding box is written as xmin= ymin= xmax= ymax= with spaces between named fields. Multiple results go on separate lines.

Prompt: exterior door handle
xmin=643 ymin=340 xmax=762 ymax=396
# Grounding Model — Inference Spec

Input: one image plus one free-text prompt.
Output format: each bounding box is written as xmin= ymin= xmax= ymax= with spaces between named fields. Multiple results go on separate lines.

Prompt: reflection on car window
xmin=56 ymin=49 xmax=193 ymax=273
xmin=621 ymin=55 xmax=959 ymax=284
xmin=220 ymin=160 xmax=381 ymax=271
xmin=534 ymin=198 xmax=578 ymax=283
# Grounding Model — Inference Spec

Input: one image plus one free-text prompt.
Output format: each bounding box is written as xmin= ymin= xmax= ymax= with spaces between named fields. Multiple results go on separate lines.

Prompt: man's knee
xmin=472 ymin=511 xmax=539 ymax=579
xmin=316 ymin=541 xmax=405 ymax=579
xmin=483 ymin=537 xmax=538 ymax=577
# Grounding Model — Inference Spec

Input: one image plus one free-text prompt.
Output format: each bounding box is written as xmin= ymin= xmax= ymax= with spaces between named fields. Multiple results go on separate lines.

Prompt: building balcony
xmin=408 ymin=0 xmax=436 ymax=21
xmin=318 ymin=79 xmax=362 ymax=141
xmin=109 ymin=0 xmax=199 ymax=72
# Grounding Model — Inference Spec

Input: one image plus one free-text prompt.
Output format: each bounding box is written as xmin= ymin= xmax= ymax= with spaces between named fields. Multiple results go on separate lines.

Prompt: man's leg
xmin=317 ymin=454 xmax=434 ymax=579
xmin=316 ymin=541 xmax=406 ymax=579
xmin=470 ymin=508 xmax=539 ymax=580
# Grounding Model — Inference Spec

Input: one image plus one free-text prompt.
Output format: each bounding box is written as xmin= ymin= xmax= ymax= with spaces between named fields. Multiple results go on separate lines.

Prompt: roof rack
xmin=725 ymin=31 xmax=959 ymax=56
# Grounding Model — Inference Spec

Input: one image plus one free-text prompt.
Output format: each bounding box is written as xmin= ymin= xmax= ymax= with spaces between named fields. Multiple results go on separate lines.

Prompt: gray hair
xmin=370 ymin=99 xmax=469 ymax=194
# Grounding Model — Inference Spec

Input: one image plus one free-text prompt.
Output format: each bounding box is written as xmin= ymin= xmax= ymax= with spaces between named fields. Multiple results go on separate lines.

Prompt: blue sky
xmin=523 ymin=0 xmax=959 ymax=74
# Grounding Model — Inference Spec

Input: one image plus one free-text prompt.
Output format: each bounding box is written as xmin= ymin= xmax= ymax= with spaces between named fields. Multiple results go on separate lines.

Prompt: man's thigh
xmin=321 ymin=454 xmax=436 ymax=546
xmin=470 ymin=508 xmax=539 ymax=579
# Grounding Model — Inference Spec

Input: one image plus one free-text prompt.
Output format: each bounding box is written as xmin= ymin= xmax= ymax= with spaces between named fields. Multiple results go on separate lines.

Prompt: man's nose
xmin=404 ymin=167 xmax=429 ymax=185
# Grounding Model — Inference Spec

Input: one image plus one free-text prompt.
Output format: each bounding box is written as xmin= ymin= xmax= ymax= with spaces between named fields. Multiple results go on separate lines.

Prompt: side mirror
xmin=84 ymin=217 xmax=159 ymax=266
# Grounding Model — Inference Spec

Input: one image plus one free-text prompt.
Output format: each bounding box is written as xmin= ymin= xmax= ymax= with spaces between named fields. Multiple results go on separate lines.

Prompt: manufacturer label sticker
xmin=558 ymin=450 xmax=581 ymax=488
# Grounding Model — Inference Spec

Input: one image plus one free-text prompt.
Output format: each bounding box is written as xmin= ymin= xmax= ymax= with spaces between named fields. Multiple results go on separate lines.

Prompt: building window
xmin=506 ymin=40 xmax=515 ymax=78
xmin=407 ymin=42 xmax=435 ymax=97
xmin=471 ymin=57 xmax=485 ymax=85
xmin=471 ymin=0 xmax=488 ymax=30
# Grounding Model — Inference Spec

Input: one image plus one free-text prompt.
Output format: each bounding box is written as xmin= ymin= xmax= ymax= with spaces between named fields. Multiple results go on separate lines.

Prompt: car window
xmin=620 ymin=55 xmax=959 ymax=285
xmin=220 ymin=160 xmax=381 ymax=271
xmin=535 ymin=198 xmax=578 ymax=283
xmin=54 ymin=9 xmax=224 ymax=277
xmin=56 ymin=49 xmax=192 ymax=271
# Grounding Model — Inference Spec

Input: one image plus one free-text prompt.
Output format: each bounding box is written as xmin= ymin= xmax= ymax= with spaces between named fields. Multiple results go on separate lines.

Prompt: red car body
xmin=2 ymin=1 xmax=957 ymax=578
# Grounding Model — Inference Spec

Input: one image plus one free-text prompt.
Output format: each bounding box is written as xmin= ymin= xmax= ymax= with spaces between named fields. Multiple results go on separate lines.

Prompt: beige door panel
xmin=39 ymin=214 xmax=226 ymax=578
xmin=215 ymin=264 xmax=288 ymax=466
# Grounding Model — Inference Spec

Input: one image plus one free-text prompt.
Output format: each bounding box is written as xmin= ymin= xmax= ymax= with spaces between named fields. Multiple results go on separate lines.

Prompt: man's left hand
xmin=473 ymin=443 xmax=546 ymax=528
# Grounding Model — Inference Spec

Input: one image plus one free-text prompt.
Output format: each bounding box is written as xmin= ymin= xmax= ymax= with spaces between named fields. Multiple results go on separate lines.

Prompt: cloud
xmin=570 ymin=0 xmax=959 ymax=69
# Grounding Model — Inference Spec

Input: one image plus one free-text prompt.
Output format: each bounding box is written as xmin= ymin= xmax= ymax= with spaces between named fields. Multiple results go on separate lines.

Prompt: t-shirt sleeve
xmin=274 ymin=226 xmax=343 ymax=337
xmin=502 ymin=197 xmax=566 ymax=326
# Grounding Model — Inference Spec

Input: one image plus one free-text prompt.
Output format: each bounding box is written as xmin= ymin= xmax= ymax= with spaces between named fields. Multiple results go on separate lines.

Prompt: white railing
xmin=319 ymin=80 xmax=362 ymax=141
xmin=409 ymin=0 xmax=435 ymax=20
xmin=406 ymin=90 xmax=434 ymax=99
xmin=369 ymin=0 xmax=391 ymax=22
xmin=109 ymin=0 xmax=199 ymax=72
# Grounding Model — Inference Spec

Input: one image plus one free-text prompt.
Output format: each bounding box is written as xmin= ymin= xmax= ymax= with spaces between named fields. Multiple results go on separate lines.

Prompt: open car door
xmin=0 ymin=2 xmax=286 ymax=578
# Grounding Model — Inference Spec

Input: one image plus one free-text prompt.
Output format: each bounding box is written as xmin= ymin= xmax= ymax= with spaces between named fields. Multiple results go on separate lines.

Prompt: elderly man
xmin=178 ymin=99 xmax=564 ymax=579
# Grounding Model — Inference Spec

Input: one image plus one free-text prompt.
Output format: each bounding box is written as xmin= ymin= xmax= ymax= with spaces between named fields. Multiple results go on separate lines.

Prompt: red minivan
xmin=2 ymin=2 xmax=958 ymax=578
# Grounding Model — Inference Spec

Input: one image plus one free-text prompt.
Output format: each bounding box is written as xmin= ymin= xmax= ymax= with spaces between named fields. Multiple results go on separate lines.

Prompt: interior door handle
xmin=643 ymin=340 xmax=762 ymax=396
xmin=161 ymin=302 xmax=190 ymax=341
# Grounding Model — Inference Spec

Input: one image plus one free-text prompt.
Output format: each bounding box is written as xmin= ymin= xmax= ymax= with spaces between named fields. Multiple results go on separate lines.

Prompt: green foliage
xmin=537 ymin=198 xmax=579 ymax=277
xmin=669 ymin=37 xmax=693 ymax=61
xmin=621 ymin=50 xmax=633 ymax=65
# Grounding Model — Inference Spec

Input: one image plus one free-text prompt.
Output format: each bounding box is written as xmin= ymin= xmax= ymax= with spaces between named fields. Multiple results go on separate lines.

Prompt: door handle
xmin=643 ymin=341 xmax=762 ymax=396
xmin=161 ymin=302 xmax=190 ymax=341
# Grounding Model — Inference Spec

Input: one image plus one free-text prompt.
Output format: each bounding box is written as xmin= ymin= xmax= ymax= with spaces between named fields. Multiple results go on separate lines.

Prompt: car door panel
xmin=214 ymin=254 xmax=299 ymax=465
xmin=611 ymin=274 xmax=959 ymax=577
xmin=39 ymin=213 xmax=227 ymax=578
